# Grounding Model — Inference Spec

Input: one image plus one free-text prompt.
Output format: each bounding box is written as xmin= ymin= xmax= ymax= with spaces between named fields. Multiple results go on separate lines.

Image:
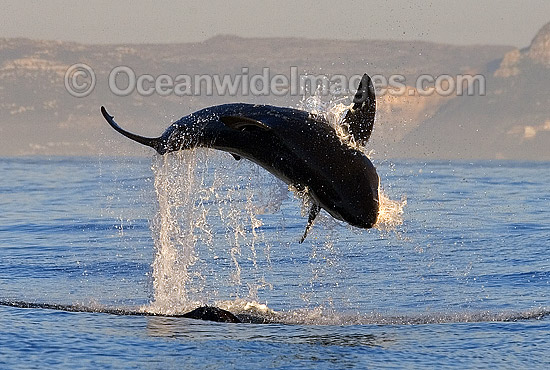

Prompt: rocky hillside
xmin=396 ymin=22 xmax=550 ymax=160
xmin=1 ymin=29 xmax=545 ymax=159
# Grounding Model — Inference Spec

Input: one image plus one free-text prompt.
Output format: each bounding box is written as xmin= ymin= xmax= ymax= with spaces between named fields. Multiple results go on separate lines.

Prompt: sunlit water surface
xmin=1 ymin=154 xmax=549 ymax=369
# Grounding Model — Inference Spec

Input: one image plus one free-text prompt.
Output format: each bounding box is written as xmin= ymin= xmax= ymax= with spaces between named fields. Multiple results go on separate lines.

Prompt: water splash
xmin=376 ymin=191 xmax=407 ymax=231
xmin=298 ymin=94 xmax=359 ymax=149
xmin=142 ymin=150 xmax=283 ymax=315
xmin=260 ymin=306 xmax=550 ymax=326
xmin=146 ymin=151 xmax=203 ymax=314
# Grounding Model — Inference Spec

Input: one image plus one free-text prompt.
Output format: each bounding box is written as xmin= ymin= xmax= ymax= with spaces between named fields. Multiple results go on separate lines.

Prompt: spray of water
xmin=141 ymin=149 xmax=285 ymax=315
xmin=145 ymin=151 xmax=203 ymax=314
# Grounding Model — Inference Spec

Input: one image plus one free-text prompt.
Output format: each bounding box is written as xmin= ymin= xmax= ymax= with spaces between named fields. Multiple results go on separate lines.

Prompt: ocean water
xmin=0 ymin=155 xmax=549 ymax=369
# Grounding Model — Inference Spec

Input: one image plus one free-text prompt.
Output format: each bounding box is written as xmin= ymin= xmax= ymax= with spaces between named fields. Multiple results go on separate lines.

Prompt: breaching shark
xmin=102 ymin=74 xmax=379 ymax=242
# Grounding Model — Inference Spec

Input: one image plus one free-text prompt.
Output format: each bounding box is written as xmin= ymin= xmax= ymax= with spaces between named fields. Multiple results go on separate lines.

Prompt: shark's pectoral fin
xmin=220 ymin=115 xmax=271 ymax=132
xmin=230 ymin=153 xmax=241 ymax=161
xmin=299 ymin=203 xmax=321 ymax=243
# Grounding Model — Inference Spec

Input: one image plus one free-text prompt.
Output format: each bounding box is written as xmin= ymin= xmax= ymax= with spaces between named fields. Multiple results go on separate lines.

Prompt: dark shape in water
xmin=102 ymin=74 xmax=379 ymax=241
xmin=0 ymin=300 xmax=241 ymax=323
xmin=182 ymin=306 xmax=241 ymax=323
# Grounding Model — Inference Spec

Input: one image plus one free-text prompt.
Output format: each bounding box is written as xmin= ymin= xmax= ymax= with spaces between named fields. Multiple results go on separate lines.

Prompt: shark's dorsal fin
xmin=299 ymin=203 xmax=321 ymax=243
xmin=220 ymin=115 xmax=271 ymax=132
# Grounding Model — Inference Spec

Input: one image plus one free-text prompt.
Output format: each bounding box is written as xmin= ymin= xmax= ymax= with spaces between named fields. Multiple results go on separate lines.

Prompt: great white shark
xmin=102 ymin=73 xmax=379 ymax=242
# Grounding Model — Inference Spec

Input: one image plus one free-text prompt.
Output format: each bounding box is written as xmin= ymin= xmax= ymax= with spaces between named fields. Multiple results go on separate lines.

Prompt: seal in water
xmin=102 ymin=74 xmax=379 ymax=242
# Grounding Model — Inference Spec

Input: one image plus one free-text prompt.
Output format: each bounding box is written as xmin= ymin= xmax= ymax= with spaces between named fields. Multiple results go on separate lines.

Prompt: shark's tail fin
xmin=101 ymin=106 xmax=166 ymax=154
xmin=342 ymin=74 xmax=376 ymax=146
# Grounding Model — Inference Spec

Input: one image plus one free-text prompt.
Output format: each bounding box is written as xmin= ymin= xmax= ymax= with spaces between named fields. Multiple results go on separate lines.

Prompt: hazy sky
xmin=2 ymin=0 xmax=549 ymax=47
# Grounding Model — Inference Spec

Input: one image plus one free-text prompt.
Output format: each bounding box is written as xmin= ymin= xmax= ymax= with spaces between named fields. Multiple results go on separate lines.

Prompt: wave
xmin=2 ymin=299 xmax=548 ymax=326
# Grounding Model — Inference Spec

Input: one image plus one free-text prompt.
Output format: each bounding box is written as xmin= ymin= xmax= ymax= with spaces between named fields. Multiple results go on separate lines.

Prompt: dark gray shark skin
xmin=102 ymin=74 xmax=379 ymax=242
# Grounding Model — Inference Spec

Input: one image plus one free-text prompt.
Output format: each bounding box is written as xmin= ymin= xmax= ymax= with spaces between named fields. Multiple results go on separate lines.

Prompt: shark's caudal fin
xmin=101 ymin=106 xmax=165 ymax=154
xmin=342 ymin=74 xmax=376 ymax=147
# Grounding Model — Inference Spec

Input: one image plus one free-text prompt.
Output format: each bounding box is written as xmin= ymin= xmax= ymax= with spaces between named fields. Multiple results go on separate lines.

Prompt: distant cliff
xmin=495 ymin=21 xmax=550 ymax=77
xmin=394 ymin=22 xmax=550 ymax=160
xmin=2 ymin=27 xmax=548 ymax=160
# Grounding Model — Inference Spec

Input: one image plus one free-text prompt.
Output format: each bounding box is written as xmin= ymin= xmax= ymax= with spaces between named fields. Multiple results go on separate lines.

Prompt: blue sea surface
xmin=0 ymin=156 xmax=549 ymax=369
